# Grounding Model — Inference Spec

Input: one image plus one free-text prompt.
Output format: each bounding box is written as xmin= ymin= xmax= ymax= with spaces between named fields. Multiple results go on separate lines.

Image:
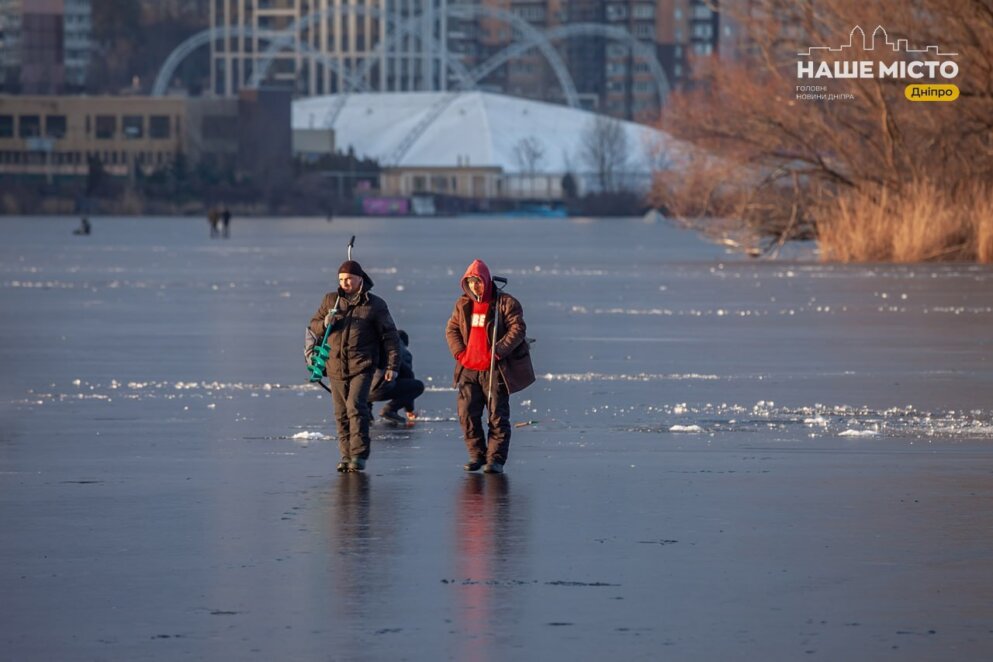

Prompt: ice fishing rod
xmin=487 ymin=275 xmax=508 ymax=409
xmin=308 ymin=235 xmax=356 ymax=393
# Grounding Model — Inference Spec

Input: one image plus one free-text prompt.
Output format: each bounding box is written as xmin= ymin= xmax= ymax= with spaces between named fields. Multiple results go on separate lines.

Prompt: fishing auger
xmin=308 ymin=235 xmax=355 ymax=385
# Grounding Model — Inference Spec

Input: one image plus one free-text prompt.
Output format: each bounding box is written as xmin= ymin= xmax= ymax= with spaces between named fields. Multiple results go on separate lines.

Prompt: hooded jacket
xmin=305 ymin=269 xmax=401 ymax=380
xmin=445 ymin=259 xmax=536 ymax=394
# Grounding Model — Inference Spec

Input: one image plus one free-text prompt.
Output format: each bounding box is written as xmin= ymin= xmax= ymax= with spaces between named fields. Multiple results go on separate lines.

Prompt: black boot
xmin=380 ymin=407 xmax=406 ymax=426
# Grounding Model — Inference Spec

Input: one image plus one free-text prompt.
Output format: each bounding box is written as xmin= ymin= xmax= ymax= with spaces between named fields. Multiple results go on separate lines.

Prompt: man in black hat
xmin=306 ymin=260 xmax=401 ymax=472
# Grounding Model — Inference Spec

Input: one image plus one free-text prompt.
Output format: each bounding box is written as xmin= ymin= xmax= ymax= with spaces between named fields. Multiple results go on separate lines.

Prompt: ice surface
xmin=2 ymin=215 xmax=993 ymax=659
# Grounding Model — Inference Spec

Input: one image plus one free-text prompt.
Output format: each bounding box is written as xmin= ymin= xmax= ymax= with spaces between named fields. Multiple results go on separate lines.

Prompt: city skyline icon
xmin=797 ymin=25 xmax=958 ymax=58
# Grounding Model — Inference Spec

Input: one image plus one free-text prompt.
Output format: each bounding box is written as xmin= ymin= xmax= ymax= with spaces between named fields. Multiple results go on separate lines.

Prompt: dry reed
xmin=816 ymin=182 xmax=993 ymax=263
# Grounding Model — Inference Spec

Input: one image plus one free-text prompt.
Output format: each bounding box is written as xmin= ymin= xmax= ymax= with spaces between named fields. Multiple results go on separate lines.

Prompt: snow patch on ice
xmin=291 ymin=431 xmax=331 ymax=441
xmin=543 ymin=372 xmax=720 ymax=382
xmin=838 ymin=429 xmax=879 ymax=437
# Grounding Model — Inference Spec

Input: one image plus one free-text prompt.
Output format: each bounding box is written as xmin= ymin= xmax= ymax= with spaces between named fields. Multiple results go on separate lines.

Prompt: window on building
xmin=512 ymin=5 xmax=545 ymax=21
xmin=632 ymin=5 xmax=655 ymax=19
xmin=412 ymin=175 xmax=426 ymax=192
xmin=0 ymin=115 xmax=13 ymax=138
xmin=606 ymin=4 xmax=627 ymax=20
xmin=694 ymin=5 xmax=712 ymax=19
xmin=123 ymin=115 xmax=143 ymax=139
xmin=150 ymin=116 xmax=170 ymax=139
xmin=95 ymin=115 xmax=116 ymax=139
xmin=19 ymin=115 xmax=41 ymax=138
xmin=45 ymin=115 xmax=67 ymax=139
xmin=633 ymin=24 xmax=654 ymax=39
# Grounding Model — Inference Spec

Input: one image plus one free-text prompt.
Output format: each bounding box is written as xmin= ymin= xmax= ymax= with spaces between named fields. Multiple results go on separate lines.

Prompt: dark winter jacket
xmin=445 ymin=259 xmax=536 ymax=394
xmin=370 ymin=342 xmax=414 ymax=395
xmin=306 ymin=275 xmax=401 ymax=380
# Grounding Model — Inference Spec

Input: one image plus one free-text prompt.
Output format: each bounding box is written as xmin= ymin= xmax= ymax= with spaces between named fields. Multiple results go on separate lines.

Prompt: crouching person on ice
xmin=306 ymin=260 xmax=401 ymax=473
xmin=445 ymin=259 xmax=535 ymax=474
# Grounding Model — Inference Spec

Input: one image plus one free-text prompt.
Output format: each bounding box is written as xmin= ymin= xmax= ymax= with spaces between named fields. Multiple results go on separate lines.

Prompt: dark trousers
xmin=369 ymin=378 xmax=425 ymax=413
xmin=457 ymin=369 xmax=511 ymax=464
xmin=329 ymin=371 xmax=374 ymax=460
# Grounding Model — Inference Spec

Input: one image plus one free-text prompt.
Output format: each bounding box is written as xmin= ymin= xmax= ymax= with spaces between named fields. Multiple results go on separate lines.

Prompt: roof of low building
xmin=292 ymin=90 xmax=673 ymax=173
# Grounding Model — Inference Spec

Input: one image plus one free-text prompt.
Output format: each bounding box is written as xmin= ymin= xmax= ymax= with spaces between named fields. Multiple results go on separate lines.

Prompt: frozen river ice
xmin=2 ymin=215 xmax=993 ymax=659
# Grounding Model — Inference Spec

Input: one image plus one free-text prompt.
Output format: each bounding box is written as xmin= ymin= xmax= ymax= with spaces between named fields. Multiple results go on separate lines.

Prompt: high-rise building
xmin=463 ymin=0 xmax=708 ymax=120
xmin=209 ymin=0 xmax=451 ymax=96
xmin=0 ymin=0 xmax=90 ymax=94
xmin=206 ymin=0 xmax=720 ymax=118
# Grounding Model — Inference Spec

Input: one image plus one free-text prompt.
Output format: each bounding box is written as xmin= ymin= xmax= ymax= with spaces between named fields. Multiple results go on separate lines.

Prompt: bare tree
xmin=512 ymin=136 xmax=547 ymax=174
xmin=651 ymin=0 xmax=993 ymax=261
xmin=581 ymin=115 xmax=630 ymax=193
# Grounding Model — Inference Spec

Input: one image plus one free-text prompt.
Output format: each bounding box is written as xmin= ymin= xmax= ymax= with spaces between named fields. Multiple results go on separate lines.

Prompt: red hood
xmin=461 ymin=259 xmax=492 ymax=302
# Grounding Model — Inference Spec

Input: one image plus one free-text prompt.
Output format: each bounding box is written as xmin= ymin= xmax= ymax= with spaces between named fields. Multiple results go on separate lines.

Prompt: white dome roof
xmin=292 ymin=91 xmax=673 ymax=173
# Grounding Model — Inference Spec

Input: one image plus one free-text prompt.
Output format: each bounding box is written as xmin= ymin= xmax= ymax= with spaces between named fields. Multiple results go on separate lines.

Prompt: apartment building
xmin=206 ymin=0 xmax=720 ymax=118
xmin=209 ymin=0 xmax=450 ymax=96
xmin=465 ymin=0 xmax=720 ymax=120
xmin=0 ymin=0 xmax=91 ymax=93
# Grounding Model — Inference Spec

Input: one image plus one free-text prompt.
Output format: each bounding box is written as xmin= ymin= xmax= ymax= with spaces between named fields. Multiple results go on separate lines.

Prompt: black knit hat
xmin=338 ymin=260 xmax=364 ymax=277
xmin=337 ymin=260 xmax=374 ymax=289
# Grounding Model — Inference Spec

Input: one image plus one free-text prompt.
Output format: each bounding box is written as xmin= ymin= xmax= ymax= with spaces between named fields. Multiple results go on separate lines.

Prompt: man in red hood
xmin=445 ymin=259 xmax=535 ymax=473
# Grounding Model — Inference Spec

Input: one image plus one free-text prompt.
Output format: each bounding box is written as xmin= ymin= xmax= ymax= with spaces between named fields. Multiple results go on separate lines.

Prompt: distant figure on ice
xmin=221 ymin=206 xmax=231 ymax=238
xmin=446 ymin=259 xmax=535 ymax=474
xmin=73 ymin=217 xmax=91 ymax=236
xmin=207 ymin=207 xmax=220 ymax=238
xmin=305 ymin=260 xmax=401 ymax=473
xmin=369 ymin=329 xmax=424 ymax=426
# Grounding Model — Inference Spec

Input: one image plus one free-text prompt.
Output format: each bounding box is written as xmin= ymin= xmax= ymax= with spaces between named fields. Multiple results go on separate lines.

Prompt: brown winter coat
xmin=445 ymin=261 xmax=535 ymax=394
xmin=306 ymin=280 xmax=400 ymax=381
